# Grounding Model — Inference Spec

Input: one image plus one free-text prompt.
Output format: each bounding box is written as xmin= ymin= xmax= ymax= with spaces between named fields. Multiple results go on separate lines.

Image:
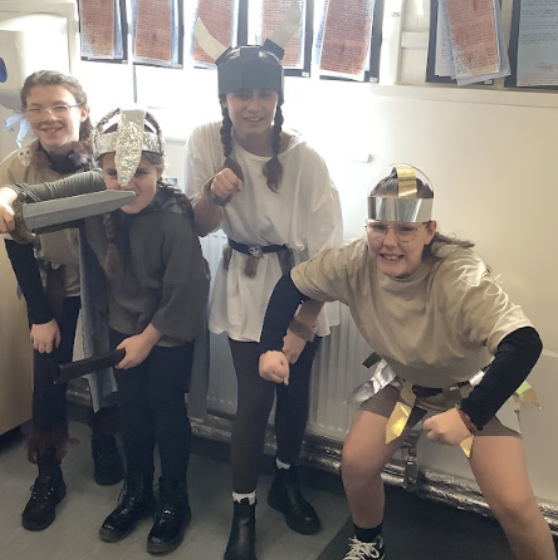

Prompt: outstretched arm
xmin=0 ymin=171 xmax=105 ymax=234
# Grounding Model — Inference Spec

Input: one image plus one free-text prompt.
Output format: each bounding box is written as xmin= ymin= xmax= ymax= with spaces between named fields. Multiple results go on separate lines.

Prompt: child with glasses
xmin=259 ymin=165 xmax=555 ymax=560
xmin=0 ymin=70 xmax=124 ymax=532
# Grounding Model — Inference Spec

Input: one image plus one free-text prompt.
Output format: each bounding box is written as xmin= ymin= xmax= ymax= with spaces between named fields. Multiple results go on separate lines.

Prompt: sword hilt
xmin=11 ymin=193 xmax=36 ymax=244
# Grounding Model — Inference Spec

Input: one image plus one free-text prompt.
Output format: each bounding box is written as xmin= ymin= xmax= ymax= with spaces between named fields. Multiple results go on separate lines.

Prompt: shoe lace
xmin=344 ymin=536 xmax=384 ymax=560
xmin=27 ymin=475 xmax=57 ymax=502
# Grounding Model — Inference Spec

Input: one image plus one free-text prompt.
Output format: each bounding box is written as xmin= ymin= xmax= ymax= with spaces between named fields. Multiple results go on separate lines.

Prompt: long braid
xmin=263 ymin=104 xmax=284 ymax=192
xmin=102 ymin=212 xmax=121 ymax=279
xmin=157 ymin=180 xmax=194 ymax=220
xmin=220 ymin=106 xmax=244 ymax=181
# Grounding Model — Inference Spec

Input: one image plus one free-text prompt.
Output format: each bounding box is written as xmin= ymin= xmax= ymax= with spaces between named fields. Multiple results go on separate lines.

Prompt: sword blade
xmin=53 ymin=349 xmax=126 ymax=384
xmin=21 ymin=190 xmax=135 ymax=231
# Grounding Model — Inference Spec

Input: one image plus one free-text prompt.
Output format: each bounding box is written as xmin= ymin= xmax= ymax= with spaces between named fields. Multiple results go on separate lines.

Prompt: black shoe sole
xmin=146 ymin=512 xmax=191 ymax=555
xmin=99 ymin=522 xmax=140 ymax=543
xmin=99 ymin=512 xmax=152 ymax=543
xmin=94 ymin=471 xmax=124 ymax=486
xmin=21 ymin=484 xmax=67 ymax=532
xmin=223 ymin=549 xmax=258 ymax=560
xmin=146 ymin=537 xmax=183 ymax=556
xmin=267 ymin=493 xmax=321 ymax=535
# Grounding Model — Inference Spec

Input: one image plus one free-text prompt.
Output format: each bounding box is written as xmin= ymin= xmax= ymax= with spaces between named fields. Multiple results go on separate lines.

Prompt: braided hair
xmin=98 ymin=147 xmax=193 ymax=278
xmin=219 ymin=97 xmax=285 ymax=193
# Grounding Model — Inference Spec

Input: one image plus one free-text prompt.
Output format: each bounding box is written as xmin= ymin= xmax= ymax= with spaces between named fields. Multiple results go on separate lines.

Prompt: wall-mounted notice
xmin=134 ymin=0 xmax=173 ymax=65
xmin=79 ymin=0 xmax=125 ymax=61
xmin=431 ymin=0 xmax=509 ymax=86
xmin=317 ymin=0 xmax=375 ymax=80
xmin=516 ymin=0 xmax=558 ymax=87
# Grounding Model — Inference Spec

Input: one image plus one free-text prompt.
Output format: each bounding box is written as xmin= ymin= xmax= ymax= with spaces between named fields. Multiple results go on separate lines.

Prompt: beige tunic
xmin=0 ymin=141 xmax=80 ymax=296
xmin=291 ymin=238 xmax=532 ymax=388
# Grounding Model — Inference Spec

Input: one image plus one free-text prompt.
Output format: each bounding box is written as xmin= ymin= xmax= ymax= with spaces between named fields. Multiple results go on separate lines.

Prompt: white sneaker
xmin=342 ymin=535 xmax=386 ymax=560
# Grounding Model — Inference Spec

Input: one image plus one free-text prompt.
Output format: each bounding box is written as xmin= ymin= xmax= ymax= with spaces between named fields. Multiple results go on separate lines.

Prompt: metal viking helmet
xmin=92 ymin=108 xmax=164 ymax=186
xmin=368 ymin=164 xmax=434 ymax=223
xmin=194 ymin=0 xmax=300 ymax=97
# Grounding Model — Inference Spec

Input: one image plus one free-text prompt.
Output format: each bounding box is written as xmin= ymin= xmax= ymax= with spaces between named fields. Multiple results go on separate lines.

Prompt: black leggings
xmin=33 ymin=297 xmax=80 ymax=431
xmin=111 ymin=330 xmax=193 ymax=482
xmin=228 ymin=338 xmax=320 ymax=493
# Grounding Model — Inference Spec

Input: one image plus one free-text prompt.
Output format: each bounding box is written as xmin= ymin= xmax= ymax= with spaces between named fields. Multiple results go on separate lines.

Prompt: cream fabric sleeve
xmin=183 ymin=122 xmax=223 ymax=198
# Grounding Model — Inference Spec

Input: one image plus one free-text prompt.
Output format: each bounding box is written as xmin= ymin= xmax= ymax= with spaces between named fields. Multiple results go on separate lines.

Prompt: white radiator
xmin=199 ymin=232 xmax=373 ymax=442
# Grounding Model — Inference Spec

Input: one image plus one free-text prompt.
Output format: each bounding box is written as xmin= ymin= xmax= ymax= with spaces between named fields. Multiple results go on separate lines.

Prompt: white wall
xmin=0 ymin=0 xmax=556 ymax=503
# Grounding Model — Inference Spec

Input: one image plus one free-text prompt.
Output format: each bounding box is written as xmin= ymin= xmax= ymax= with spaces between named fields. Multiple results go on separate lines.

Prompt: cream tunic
xmin=184 ymin=121 xmax=342 ymax=342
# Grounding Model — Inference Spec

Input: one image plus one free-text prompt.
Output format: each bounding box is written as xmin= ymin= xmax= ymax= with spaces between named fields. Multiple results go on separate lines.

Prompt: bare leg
xmin=470 ymin=436 xmax=556 ymax=560
xmin=342 ymin=410 xmax=407 ymax=527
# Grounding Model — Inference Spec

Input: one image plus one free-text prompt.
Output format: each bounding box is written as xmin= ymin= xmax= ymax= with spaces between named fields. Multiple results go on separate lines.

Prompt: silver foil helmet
xmin=368 ymin=164 xmax=434 ymax=223
xmin=92 ymin=108 xmax=164 ymax=186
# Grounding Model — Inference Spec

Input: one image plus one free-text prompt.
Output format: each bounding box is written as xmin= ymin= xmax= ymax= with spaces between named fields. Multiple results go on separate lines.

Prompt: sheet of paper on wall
xmin=78 ymin=0 xmax=124 ymax=60
xmin=254 ymin=0 xmax=307 ymax=71
xmin=133 ymin=0 xmax=181 ymax=67
xmin=434 ymin=2 xmax=455 ymax=78
xmin=192 ymin=0 xmax=239 ymax=66
xmin=439 ymin=0 xmax=510 ymax=86
xmin=516 ymin=0 xmax=558 ymax=87
xmin=316 ymin=0 xmax=375 ymax=81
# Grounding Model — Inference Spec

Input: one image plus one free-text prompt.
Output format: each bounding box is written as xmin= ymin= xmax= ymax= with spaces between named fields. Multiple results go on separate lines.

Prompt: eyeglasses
xmin=365 ymin=220 xmax=427 ymax=243
xmin=25 ymin=103 xmax=82 ymax=122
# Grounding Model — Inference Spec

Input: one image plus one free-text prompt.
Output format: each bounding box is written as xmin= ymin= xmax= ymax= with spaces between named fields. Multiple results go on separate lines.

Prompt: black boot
xmin=223 ymin=499 xmax=257 ymax=560
xmin=146 ymin=478 xmax=192 ymax=555
xmin=21 ymin=450 xmax=66 ymax=531
xmin=99 ymin=474 xmax=155 ymax=542
xmin=91 ymin=435 xmax=124 ymax=486
xmin=267 ymin=466 xmax=321 ymax=534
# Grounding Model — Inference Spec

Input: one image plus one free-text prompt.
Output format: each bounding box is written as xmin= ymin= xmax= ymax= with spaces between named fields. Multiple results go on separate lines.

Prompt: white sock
xmin=232 ymin=491 xmax=256 ymax=505
xmin=276 ymin=458 xmax=291 ymax=470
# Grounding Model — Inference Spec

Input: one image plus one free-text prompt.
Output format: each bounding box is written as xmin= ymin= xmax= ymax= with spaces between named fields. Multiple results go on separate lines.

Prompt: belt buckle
xmin=248 ymin=245 xmax=262 ymax=258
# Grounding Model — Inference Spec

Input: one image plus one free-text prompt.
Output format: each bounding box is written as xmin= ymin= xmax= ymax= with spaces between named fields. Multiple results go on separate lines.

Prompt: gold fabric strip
xmin=460 ymin=436 xmax=474 ymax=457
xmin=386 ymin=380 xmax=416 ymax=444
xmin=394 ymin=165 xmax=417 ymax=198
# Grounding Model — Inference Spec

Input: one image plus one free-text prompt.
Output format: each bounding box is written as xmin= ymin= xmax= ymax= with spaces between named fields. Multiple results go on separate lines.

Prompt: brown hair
xmin=217 ymin=50 xmax=285 ymax=192
xmin=20 ymin=70 xmax=93 ymax=141
xmin=371 ymin=169 xmax=475 ymax=251
xmin=99 ymin=150 xmax=194 ymax=279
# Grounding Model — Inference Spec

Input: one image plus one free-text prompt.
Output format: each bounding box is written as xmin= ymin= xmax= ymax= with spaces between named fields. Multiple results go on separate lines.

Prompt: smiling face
xmin=25 ymin=85 xmax=88 ymax=155
xmin=101 ymin=153 xmax=162 ymax=214
xmin=366 ymin=219 xmax=437 ymax=277
xmin=224 ymin=88 xmax=279 ymax=143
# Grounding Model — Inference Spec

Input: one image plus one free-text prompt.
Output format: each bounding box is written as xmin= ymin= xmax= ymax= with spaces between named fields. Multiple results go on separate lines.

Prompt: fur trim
xmin=27 ymin=425 xmax=71 ymax=464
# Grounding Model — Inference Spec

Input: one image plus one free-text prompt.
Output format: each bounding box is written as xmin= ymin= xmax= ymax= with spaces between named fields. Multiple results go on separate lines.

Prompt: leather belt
xmin=411 ymin=380 xmax=469 ymax=399
xmin=228 ymin=238 xmax=287 ymax=259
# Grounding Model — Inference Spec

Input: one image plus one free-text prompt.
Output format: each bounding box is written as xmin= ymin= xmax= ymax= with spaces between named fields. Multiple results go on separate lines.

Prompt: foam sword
xmin=5 ymin=190 xmax=135 ymax=243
